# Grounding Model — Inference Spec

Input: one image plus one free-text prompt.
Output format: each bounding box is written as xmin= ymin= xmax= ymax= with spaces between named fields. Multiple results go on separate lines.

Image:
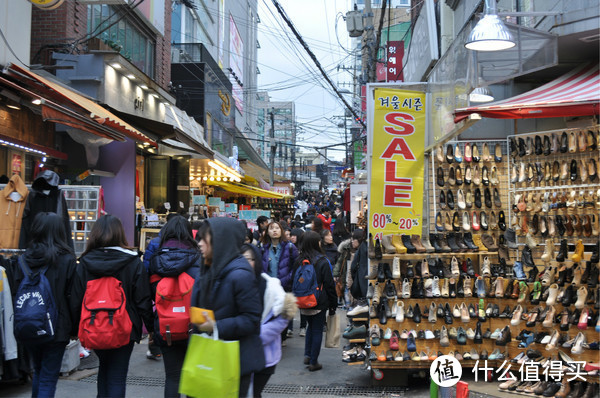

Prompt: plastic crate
xmin=60 ymin=340 xmax=81 ymax=374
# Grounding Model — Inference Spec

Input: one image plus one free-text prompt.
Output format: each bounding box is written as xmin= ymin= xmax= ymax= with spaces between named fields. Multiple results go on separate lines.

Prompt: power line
xmin=270 ymin=0 xmax=366 ymax=130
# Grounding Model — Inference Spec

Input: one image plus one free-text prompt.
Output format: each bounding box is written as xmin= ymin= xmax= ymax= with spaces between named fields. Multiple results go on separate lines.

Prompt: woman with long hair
xmin=71 ymin=215 xmax=154 ymax=398
xmin=349 ymin=229 xmax=368 ymax=300
xmin=332 ymin=217 xmax=350 ymax=246
xmin=261 ymin=221 xmax=299 ymax=338
xmin=148 ymin=216 xmax=201 ymax=398
xmin=295 ymin=231 xmax=337 ymax=371
xmin=240 ymin=244 xmax=297 ymax=397
xmin=6 ymin=212 xmax=76 ymax=398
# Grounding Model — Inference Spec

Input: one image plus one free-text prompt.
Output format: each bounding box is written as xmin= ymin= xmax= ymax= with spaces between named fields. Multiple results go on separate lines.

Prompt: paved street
xmin=1 ymin=311 xmax=509 ymax=397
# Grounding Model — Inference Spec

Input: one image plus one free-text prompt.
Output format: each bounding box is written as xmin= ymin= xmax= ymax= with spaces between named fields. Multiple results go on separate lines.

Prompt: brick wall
xmin=30 ymin=0 xmax=86 ymax=67
xmin=30 ymin=0 xmax=172 ymax=91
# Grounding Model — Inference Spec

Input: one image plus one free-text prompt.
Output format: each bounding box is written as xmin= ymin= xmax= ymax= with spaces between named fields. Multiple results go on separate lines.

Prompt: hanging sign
xmin=369 ymin=88 xmax=425 ymax=239
xmin=386 ymin=41 xmax=404 ymax=82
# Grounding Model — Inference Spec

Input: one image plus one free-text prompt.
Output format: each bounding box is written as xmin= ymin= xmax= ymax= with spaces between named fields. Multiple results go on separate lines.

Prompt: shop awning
xmin=454 ymin=63 xmax=600 ymax=122
xmin=241 ymin=161 xmax=286 ymax=185
xmin=3 ymin=64 xmax=156 ymax=146
xmin=108 ymin=108 xmax=213 ymax=158
xmin=207 ymin=179 xmax=290 ymax=199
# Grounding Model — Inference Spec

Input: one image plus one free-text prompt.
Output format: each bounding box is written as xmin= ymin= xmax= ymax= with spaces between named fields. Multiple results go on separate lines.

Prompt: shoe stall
xmin=341 ymin=78 xmax=600 ymax=393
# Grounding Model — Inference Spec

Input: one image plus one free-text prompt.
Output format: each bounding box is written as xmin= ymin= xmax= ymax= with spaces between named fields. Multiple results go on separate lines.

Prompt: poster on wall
xmin=368 ymin=87 xmax=426 ymax=239
xmin=11 ymin=153 xmax=22 ymax=175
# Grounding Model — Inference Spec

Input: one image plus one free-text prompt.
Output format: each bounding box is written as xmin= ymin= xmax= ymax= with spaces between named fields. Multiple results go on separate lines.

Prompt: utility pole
xmin=363 ymin=0 xmax=375 ymax=83
xmin=269 ymin=107 xmax=275 ymax=187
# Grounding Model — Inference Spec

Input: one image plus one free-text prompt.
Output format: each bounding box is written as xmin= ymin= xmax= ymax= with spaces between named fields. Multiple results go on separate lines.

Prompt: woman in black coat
xmin=192 ymin=218 xmax=265 ymax=397
xmin=7 ymin=212 xmax=76 ymax=398
xmin=350 ymin=229 xmax=368 ymax=300
xmin=294 ymin=231 xmax=337 ymax=371
xmin=71 ymin=215 xmax=154 ymax=398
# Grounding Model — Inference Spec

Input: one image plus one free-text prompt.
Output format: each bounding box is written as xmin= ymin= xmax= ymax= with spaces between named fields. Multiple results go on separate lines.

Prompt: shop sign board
xmin=238 ymin=210 xmax=271 ymax=221
xmin=192 ymin=195 xmax=207 ymax=205
xmin=386 ymin=41 xmax=404 ymax=82
xmin=368 ymin=87 xmax=426 ymax=239
xmin=225 ymin=203 xmax=238 ymax=213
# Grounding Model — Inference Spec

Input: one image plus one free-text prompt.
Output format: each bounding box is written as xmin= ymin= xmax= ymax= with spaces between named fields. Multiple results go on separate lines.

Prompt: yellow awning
xmin=207 ymin=180 xmax=290 ymax=199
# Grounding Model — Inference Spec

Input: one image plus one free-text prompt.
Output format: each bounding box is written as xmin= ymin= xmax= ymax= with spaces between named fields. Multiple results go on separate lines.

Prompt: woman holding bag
xmin=191 ymin=218 xmax=265 ymax=397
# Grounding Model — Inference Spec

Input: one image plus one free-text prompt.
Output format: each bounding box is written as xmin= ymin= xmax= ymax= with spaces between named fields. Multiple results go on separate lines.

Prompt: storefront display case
xmin=62 ymin=185 xmax=101 ymax=257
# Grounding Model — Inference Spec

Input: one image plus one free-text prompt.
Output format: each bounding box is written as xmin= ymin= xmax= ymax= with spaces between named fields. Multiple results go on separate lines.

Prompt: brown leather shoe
xmin=411 ymin=235 xmax=427 ymax=253
xmin=511 ymin=280 xmax=520 ymax=298
xmin=481 ymin=234 xmax=498 ymax=251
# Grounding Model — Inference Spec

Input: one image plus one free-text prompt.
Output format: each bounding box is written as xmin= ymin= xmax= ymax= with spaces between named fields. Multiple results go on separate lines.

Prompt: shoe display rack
xmin=343 ymin=137 xmax=600 ymax=390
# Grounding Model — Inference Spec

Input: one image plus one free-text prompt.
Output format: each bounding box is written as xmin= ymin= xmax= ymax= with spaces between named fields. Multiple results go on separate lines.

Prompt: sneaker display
xmin=299 ymin=327 xmax=306 ymax=337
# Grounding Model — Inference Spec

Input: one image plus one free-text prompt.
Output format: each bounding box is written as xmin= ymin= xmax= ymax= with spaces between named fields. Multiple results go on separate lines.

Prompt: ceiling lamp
xmin=465 ymin=0 xmax=515 ymax=51
xmin=469 ymin=86 xmax=494 ymax=103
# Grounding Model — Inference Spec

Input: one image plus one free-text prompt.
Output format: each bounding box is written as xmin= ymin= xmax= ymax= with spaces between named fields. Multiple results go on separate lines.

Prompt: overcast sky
xmin=257 ymin=0 xmax=356 ymax=161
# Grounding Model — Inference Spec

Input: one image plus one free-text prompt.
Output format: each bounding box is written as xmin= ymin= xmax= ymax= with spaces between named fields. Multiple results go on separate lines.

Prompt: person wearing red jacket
xmin=316 ymin=207 xmax=332 ymax=231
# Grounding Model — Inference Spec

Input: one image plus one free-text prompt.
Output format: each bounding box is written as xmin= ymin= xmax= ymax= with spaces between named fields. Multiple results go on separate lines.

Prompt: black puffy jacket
xmin=71 ymin=247 xmax=154 ymax=342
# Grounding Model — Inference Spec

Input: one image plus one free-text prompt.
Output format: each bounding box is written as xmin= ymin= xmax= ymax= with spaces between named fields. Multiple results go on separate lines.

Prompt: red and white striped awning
xmin=454 ymin=63 xmax=600 ymax=122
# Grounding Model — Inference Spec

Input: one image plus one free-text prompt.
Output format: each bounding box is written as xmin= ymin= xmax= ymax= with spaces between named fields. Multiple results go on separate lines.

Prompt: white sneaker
xmin=299 ymin=327 xmax=306 ymax=337
xmin=402 ymin=278 xmax=411 ymax=298
xmin=347 ymin=304 xmax=369 ymax=317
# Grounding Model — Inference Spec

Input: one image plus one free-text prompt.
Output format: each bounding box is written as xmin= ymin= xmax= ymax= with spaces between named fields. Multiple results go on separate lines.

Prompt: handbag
xmin=324 ymin=313 xmax=341 ymax=348
xmin=179 ymin=326 xmax=240 ymax=398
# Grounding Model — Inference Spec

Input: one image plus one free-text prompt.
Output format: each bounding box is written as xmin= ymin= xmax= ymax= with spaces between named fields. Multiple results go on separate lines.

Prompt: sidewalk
xmin=0 ymin=310 xmax=511 ymax=397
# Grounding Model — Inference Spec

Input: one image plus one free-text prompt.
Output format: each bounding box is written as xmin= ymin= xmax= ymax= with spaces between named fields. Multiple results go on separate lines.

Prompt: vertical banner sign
xmin=370 ymin=88 xmax=425 ymax=239
xmin=386 ymin=41 xmax=404 ymax=82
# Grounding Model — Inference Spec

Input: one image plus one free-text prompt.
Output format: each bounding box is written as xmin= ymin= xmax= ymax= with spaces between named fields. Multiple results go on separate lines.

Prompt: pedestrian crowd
xmin=4 ymin=196 xmax=369 ymax=398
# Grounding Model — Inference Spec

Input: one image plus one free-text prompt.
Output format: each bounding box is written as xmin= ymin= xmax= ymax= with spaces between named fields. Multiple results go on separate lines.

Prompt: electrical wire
xmin=0 ymin=26 xmax=30 ymax=68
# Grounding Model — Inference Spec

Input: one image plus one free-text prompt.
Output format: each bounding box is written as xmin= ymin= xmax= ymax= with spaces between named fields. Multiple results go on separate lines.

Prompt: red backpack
xmin=152 ymin=272 xmax=195 ymax=345
xmin=78 ymin=277 xmax=132 ymax=350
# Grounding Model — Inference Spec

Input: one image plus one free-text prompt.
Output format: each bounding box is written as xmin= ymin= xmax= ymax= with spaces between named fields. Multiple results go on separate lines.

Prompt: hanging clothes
xmin=0 ymin=175 xmax=28 ymax=249
xmin=0 ymin=265 xmax=17 ymax=361
xmin=19 ymin=171 xmax=73 ymax=250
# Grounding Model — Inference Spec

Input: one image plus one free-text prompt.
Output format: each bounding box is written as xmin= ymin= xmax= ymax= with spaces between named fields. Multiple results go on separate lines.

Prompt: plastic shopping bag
xmin=325 ymin=313 xmax=341 ymax=348
xmin=179 ymin=328 xmax=240 ymax=398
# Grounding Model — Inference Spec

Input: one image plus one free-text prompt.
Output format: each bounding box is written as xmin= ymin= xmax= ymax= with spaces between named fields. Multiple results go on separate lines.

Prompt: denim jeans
xmin=29 ymin=340 xmax=68 ymax=398
xmin=160 ymin=343 xmax=187 ymax=398
xmin=95 ymin=341 xmax=134 ymax=398
xmin=303 ymin=310 xmax=327 ymax=365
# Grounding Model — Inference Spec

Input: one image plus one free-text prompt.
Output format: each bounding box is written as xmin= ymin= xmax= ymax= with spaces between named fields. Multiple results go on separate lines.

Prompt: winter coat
xmin=322 ymin=242 xmax=338 ymax=270
xmin=316 ymin=213 xmax=332 ymax=230
xmin=260 ymin=241 xmax=298 ymax=291
xmin=0 ymin=265 xmax=17 ymax=359
xmin=0 ymin=174 xmax=28 ymax=249
xmin=149 ymin=241 xmax=201 ymax=346
xmin=71 ymin=247 xmax=154 ymax=343
xmin=191 ymin=218 xmax=265 ymax=376
xmin=333 ymin=239 xmax=353 ymax=284
xmin=19 ymin=171 xmax=73 ymax=250
xmin=350 ymin=241 xmax=368 ymax=298
xmin=258 ymin=274 xmax=297 ymax=368
xmin=293 ymin=255 xmax=337 ymax=311
xmin=142 ymin=235 xmax=161 ymax=271
xmin=6 ymin=248 xmax=77 ymax=343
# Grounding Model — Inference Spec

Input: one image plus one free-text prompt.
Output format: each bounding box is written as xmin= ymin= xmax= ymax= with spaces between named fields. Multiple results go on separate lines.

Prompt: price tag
xmin=164 ymin=202 xmax=171 ymax=210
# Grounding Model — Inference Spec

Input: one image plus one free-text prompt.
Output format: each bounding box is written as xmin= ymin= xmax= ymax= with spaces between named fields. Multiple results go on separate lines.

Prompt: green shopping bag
xmin=179 ymin=326 xmax=240 ymax=398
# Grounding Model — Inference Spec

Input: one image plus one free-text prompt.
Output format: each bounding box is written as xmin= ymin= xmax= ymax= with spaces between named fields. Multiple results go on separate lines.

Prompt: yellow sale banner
xmin=369 ymin=88 xmax=425 ymax=239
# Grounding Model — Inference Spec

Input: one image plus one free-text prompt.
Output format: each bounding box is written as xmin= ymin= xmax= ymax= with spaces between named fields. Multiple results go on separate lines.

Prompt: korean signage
xmin=386 ymin=41 xmax=404 ymax=82
xmin=369 ymin=88 xmax=425 ymax=238
xmin=229 ymin=15 xmax=244 ymax=114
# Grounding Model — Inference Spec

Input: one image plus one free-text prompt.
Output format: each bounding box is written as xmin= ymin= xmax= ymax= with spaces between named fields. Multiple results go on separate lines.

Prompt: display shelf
xmin=350 ymin=318 xmax=368 ymax=322
xmin=62 ymin=186 xmax=101 ymax=257
xmin=349 ymin=338 xmax=367 ymax=343
xmin=370 ymin=360 xmax=501 ymax=370
xmin=379 ymin=252 xmax=498 ymax=260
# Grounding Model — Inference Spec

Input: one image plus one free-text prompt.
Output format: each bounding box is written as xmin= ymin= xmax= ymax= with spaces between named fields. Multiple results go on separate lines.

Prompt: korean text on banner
xmin=370 ymin=88 xmax=425 ymax=238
